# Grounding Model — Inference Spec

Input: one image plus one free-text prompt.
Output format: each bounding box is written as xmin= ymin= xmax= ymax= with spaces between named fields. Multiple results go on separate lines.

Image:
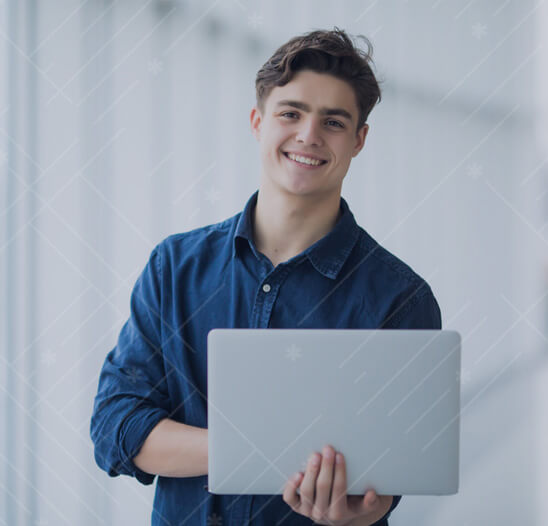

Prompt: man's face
xmin=250 ymin=69 xmax=369 ymax=199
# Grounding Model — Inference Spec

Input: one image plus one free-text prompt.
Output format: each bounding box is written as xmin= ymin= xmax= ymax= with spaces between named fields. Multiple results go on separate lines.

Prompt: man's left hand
xmin=282 ymin=445 xmax=393 ymax=526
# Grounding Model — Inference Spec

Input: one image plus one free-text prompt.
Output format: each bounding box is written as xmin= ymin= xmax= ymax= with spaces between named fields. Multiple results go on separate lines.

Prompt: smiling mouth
xmin=283 ymin=152 xmax=328 ymax=167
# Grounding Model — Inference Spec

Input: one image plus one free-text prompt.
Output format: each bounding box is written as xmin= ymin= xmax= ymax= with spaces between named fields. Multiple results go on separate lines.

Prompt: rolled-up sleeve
xmin=90 ymin=244 xmax=171 ymax=485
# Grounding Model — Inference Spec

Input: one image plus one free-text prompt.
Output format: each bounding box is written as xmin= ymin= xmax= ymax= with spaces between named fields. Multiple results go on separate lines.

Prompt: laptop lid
xmin=207 ymin=329 xmax=460 ymax=496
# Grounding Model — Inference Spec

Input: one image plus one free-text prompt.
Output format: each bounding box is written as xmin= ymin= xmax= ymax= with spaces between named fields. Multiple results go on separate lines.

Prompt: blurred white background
xmin=1 ymin=0 xmax=547 ymax=524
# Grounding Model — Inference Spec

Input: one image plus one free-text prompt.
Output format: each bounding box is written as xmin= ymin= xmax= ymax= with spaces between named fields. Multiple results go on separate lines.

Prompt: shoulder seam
xmin=383 ymin=288 xmax=435 ymax=329
xmin=154 ymin=242 xmax=162 ymax=282
xmin=162 ymin=214 xmax=238 ymax=245
xmin=357 ymin=229 xmax=425 ymax=286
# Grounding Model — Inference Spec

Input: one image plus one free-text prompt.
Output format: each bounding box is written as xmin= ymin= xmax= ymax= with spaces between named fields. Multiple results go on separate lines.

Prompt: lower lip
xmin=283 ymin=153 xmax=327 ymax=169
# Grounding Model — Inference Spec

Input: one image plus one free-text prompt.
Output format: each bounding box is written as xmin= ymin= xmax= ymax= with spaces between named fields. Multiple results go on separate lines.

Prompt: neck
xmin=253 ymin=183 xmax=341 ymax=267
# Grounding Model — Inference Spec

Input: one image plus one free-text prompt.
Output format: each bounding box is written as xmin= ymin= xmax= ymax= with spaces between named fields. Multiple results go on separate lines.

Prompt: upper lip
xmin=283 ymin=151 xmax=328 ymax=162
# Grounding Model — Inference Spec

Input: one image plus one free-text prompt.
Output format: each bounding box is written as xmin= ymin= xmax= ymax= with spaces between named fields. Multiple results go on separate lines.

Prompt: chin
xmin=281 ymin=182 xmax=327 ymax=199
xmin=272 ymin=174 xmax=315 ymax=195
xmin=263 ymin=166 xmax=333 ymax=198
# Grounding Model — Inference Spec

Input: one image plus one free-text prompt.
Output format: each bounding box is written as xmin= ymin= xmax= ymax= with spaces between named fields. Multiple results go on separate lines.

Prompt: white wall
xmin=1 ymin=0 xmax=546 ymax=524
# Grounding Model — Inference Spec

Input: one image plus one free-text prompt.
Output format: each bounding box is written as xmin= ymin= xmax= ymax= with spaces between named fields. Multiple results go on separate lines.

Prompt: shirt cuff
xmin=118 ymin=406 xmax=169 ymax=485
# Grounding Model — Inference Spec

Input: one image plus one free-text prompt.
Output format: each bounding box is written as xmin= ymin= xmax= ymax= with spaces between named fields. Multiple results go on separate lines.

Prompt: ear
xmin=352 ymin=123 xmax=369 ymax=158
xmin=250 ymin=106 xmax=262 ymax=142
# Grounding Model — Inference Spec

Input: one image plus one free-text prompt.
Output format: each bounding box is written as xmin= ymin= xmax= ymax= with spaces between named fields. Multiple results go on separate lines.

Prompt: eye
xmin=281 ymin=112 xmax=298 ymax=119
xmin=326 ymin=119 xmax=344 ymax=128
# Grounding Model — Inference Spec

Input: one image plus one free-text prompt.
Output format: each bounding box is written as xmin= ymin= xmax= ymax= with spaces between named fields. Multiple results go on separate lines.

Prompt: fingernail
xmin=310 ymin=453 xmax=320 ymax=466
xmin=323 ymin=446 xmax=334 ymax=459
xmin=336 ymin=453 xmax=343 ymax=464
xmin=293 ymin=472 xmax=302 ymax=482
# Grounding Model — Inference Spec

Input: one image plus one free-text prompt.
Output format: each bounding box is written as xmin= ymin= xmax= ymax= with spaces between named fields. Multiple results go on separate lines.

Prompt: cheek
xmin=337 ymin=145 xmax=355 ymax=164
xmin=262 ymin=136 xmax=284 ymax=162
xmin=263 ymin=145 xmax=277 ymax=163
xmin=259 ymin=139 xmax=272 ymax=160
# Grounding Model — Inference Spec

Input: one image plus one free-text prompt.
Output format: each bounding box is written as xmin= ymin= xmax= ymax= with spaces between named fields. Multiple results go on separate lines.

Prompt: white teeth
xmin=287 ymin=153 xmax=324 ymax=166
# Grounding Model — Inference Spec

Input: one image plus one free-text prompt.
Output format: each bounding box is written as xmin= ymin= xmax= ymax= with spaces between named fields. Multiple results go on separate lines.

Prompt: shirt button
xmin=262 ymin=283 xmax=271 ymax=293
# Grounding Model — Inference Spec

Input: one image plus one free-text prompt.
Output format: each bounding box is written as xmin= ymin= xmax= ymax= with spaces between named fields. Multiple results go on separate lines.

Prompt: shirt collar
xmin=233 ymin=190 xmax=360 ymax=280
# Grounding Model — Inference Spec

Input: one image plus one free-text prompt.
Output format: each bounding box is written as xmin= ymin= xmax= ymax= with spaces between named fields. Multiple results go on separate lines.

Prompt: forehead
xmin=265 ymin=70 xmax=359 ymax=119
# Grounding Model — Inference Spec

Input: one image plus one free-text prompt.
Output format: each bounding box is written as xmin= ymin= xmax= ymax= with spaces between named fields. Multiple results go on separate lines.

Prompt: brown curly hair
xmin=255 ymin=27 xmax=381 ymax=132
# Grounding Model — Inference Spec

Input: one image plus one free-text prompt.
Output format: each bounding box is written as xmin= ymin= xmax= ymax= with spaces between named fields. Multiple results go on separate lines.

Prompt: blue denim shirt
xmin=90 ymin=190 xmax=442 ymax=525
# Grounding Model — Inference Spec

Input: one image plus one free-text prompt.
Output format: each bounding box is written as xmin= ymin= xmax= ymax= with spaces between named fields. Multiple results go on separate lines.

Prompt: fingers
xmin=373 ymin=494 xmax=394 ymax=517
xmin=283 ymin=448 xmax=390 ymax=525
xmin=298 ymin=451 xmax=322 ymax=515
xmin=365 ymin=489 xmax=378 ymax=507
xmin=283 ymin=471 xmax=303 ymax=510
xmin=329 ymin=452 xmax=348 ymax=516
xmin=355 ymin=489 xmax=381 ymax=517
xmin=313 ymin=445 xmax=336 ymax=517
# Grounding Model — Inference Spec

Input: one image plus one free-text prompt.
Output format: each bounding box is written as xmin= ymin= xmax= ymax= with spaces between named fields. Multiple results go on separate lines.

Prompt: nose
xmin=295 ymin=117 xmax=323 ymax=146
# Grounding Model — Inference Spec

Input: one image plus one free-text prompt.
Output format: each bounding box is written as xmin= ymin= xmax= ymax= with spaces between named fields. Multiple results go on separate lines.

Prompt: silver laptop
xmin=207 ymin=329 xmax=460 ymax=496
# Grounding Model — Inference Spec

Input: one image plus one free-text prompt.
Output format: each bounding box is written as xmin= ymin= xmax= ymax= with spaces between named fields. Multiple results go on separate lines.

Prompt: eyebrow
xmin=275 ymin=99 xmax=353 ymax=122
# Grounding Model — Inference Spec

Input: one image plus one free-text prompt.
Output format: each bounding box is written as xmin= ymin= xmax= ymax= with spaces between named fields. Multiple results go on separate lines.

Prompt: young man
xmin=91 ymin=28 xmax=441 ymax=525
